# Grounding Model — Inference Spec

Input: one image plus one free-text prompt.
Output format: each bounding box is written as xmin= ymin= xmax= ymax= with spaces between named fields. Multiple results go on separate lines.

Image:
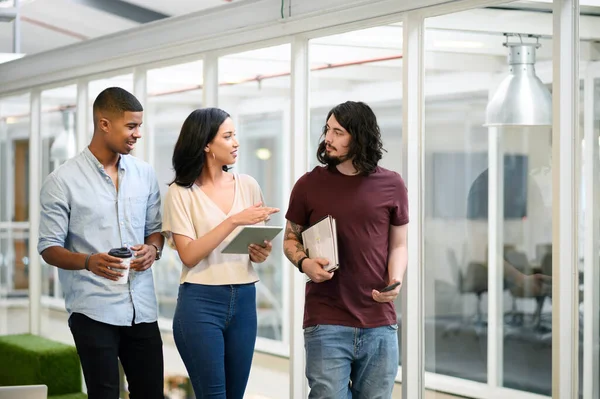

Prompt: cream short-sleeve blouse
xmin=162 ymin=173 xmax=264 ymax=285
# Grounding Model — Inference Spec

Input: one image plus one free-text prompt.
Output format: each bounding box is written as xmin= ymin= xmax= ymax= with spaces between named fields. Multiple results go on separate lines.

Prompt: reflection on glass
xmin=499 ymin=127 xmax=552 ymax=396
xmin=424 ymin=95 xmax=490 ymax=384
xmin=219 ymin=45 xmax=291 ymax=341
xmin=425 ymin=5 xmax=554 ymax=395
xmin=309 ymin=24 xmax=403 ymax=362
xmin=146 ymin=61 xmax=204 ymax=319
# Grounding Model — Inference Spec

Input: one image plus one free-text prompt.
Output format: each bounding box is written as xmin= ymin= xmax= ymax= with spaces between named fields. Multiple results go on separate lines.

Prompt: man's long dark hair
xmin=316 ymin=101 xmax=384 ymax=175
xmin=171 ymin=108 xmax=230 ymax=188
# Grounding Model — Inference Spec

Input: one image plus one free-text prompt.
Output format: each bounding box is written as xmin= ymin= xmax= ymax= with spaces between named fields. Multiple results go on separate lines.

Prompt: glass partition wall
xmin=0 ymin=0 xmax=596 ymax=397
xmin=219 ymin=44 xmax=291 ymax=352
xmin=0 ymin=93 xmax=31 ymax=335
xmin=146 ymin=60 xmax=204 ymax=321
xmin=581 ymin=58 xmax=600 ymax=399
xmin=39 ymin=85 xmax=77 ymax=303
xmin=424 ymin=3 xmax=555 ymax=397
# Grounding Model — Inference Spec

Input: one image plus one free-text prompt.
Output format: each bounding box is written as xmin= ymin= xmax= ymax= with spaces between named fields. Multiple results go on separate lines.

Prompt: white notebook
xmin=301 ymin=215 xmax=339 ymax=280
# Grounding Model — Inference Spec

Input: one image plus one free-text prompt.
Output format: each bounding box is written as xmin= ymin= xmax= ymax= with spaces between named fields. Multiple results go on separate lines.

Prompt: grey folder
xmin=221 ymin=226 xmax=283 ymax=254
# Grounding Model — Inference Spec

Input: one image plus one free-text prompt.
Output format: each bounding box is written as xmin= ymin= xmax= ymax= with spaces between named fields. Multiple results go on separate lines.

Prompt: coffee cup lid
xmin=108 ymin=247 xmax=133 ymax=258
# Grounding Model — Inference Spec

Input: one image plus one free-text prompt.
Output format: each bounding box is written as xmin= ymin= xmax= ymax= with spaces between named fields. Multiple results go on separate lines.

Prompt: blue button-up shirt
xmin=38 ymin=147 xmax=162 ymax=326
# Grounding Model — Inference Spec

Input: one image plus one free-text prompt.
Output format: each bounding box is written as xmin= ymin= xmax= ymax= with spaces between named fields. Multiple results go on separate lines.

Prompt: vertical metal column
xmin=281 ymin=101 xmax=292 ymax=355
xmin=401 ymin=11 xmax=425 ymax=399
xmin=13 ymin=0 xmax=21 ymax=54
xmin=583 ymin=68 xmax=599 ymax=399
xmin=76 ymin=79 xmax=88 ymax=152
xmin=28 ymin=89 xmax=41 ymax=335
xmin=133 ymin=67 xmax=148 ymax=162
xmin=290 ymin=35 xmax=309 ymax=399
xmin=487 ymin=126 xmax=504 ymax=388
xmin=552 ymin=0 xmax=580 ymax=397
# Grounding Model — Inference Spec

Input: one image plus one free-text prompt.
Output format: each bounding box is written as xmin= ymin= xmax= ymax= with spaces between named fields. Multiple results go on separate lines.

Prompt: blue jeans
xmin=304 ymin=324 xmax=399 ymax=399
xmin=173 ymin=283 xmax=257 ymax=399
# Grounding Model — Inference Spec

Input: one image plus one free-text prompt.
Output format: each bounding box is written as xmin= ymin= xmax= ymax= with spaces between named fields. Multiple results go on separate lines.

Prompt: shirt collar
xmin=83 ymin=146 xmax=128 ymax=172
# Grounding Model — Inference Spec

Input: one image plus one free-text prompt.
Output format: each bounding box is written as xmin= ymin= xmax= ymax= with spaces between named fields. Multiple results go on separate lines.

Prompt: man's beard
xmin=323 ymin=152 xmax=347 ymax=168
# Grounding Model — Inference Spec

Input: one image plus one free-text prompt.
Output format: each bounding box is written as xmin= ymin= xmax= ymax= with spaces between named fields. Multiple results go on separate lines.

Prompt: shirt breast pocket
xmin=128 ymin=195 xmax=148 ymax=228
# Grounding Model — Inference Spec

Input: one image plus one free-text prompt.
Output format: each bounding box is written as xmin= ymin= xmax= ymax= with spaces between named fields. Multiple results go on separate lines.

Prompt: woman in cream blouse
xmin=162 ymin=108 xmax=279 ymax=399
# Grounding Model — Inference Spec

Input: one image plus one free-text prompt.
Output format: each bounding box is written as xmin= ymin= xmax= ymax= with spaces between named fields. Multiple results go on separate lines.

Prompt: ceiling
xmin=0 ymin=0 xmax=598 ymax=57
xmin=0 ymin=0 xmax=235 ymax=54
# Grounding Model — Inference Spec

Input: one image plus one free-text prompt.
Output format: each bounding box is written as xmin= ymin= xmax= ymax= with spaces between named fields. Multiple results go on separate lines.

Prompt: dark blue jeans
xmin=173 ymin=282 xmax=257 ymax=399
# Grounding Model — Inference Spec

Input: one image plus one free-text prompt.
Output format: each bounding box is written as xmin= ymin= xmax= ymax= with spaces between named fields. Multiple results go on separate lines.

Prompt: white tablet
xmin=221 ymin=225 xmax=284 ymax=254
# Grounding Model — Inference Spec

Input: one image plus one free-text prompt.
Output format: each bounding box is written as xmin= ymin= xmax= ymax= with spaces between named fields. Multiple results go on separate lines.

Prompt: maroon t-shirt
xmin=285 ymin=165 xmax=409 ymax=329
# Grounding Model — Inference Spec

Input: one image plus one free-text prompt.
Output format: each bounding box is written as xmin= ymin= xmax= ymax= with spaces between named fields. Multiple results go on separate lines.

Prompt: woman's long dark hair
xmin=171 ymin=108 xmax=231 ymax=187
xmin=316 ymin=101 xmax=385 ymax=175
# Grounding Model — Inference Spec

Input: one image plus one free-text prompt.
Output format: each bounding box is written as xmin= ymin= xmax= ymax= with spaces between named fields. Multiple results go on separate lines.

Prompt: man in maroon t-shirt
xmin=284 ymin=101 xmax=408 ymax=398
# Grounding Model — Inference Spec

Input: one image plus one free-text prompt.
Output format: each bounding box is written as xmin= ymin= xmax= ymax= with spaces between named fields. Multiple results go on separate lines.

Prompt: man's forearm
xmin=41 ymin=246 xmax=87 ymax=271
xmin=283 ymin=221 xmax=307 ymax=266
xmin=145 ymin=232 xmax=164 ymax=251
xmin=284 ymin=239 xmax=307 ymax=266
xmin=503 ymin=260 xmax=525 ymax=286
xmin=388 ymin=246 xmax=407 ymax=282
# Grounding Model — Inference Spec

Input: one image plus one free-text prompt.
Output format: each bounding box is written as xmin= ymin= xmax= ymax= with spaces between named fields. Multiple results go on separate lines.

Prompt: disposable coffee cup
xmin=108 ymin=247 xmax=132 ymax=284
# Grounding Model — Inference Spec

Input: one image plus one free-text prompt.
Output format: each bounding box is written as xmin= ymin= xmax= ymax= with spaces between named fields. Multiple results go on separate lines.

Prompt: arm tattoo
xmin=286 ymin=221 xmax=304 ymax=242
xmin=284 ymin=221 xmax=307 ymax=266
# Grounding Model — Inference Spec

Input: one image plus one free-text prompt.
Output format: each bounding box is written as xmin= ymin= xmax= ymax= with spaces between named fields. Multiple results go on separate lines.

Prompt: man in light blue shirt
xmin=38 ymin=87 xmax=165 ymax=399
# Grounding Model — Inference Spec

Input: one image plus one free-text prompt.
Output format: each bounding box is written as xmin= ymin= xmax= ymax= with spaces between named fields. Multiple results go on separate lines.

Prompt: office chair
xmin=447 ymin=248 xmax=488 ymax=326
xmin=504 ymin=249 xmax=534 ymax=327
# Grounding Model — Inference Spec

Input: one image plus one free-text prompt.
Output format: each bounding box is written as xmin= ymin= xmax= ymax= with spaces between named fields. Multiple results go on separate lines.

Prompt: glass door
xmin=581 ymin=62 xmax=600 ymax=399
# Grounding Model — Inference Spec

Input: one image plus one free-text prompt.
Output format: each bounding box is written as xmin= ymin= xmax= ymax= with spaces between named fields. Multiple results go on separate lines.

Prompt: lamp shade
xmin=485 ymin=43 xmax=552 ymax=127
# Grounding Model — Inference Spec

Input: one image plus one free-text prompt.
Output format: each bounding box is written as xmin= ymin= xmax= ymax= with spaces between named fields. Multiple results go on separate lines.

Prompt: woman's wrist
xmin=227 ymin=215 xmax=240 ymax=227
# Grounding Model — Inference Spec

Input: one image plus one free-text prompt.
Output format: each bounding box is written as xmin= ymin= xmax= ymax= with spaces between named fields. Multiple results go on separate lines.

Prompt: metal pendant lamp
xmin=485 ymin=35 xmax=552 ymax=127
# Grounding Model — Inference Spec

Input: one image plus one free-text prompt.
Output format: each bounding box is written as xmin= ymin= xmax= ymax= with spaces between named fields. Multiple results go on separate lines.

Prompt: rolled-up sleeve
xmin=145 ymin=168 xmax=162 ymax=237
xmin=38 ymin=174 xmax=70 ymax=254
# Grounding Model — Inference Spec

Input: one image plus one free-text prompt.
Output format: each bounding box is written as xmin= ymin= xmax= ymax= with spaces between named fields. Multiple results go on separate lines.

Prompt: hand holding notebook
xmin=302 ymin=215 xmax=339 ymax=282
xmin=301 ymin=257 xmax=334 ymax=283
